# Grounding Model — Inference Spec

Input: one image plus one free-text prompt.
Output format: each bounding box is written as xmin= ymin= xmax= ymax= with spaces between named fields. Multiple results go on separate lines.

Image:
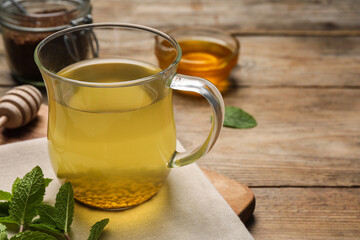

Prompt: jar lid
xmin=0 ymin=0 xmax=92 ymax=32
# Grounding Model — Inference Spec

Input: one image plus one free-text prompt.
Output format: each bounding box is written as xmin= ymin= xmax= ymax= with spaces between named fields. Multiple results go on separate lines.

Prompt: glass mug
xmin=35 ymin=23 xmax=224 ymax=210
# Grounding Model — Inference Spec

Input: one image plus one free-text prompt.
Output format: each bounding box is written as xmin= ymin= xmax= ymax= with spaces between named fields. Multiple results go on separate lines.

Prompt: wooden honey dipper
xmin=0 ymin=85 xmax=42 ymax=129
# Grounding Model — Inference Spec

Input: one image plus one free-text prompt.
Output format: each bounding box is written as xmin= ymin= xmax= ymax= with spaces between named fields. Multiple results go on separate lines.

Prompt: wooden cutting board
xmin=0 ymin=104 xmax=255 ymax=222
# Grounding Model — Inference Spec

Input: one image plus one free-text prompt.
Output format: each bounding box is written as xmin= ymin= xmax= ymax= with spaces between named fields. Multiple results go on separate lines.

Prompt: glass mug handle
xmin=168 ymin=74 xmax=225 ymax=168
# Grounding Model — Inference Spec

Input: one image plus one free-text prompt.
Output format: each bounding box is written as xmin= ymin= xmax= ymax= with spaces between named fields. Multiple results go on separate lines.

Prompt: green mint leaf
xmin=87 ymin=218 xmax=109 ymax=240
xmin=9 ymin=166 xmax=45 ymax=225
xmin=0 ymin=203 xmax=9 ymax=218
xmin=11 ymin=178 xmax=20 ymax=196
xmin=0 ymin=217 xmax=18 ymax=225
xmin=0 ymin=223 xmax=8 ymax=240
xmin=0 ymin=191 xmax=12 ymax=202
xmin=54 ymin=182 xmax=74 ymax=233
xmin=44 ymin=179 xmax=52 ymax=188
xmin=223 ymin=106 xmax=257 ymax=129
xmin=28 ymin=223 xmax=62 ymax=235
xmin=36 ymin=204 xmax=58 ymax=228
xmin=9 ymin=231 xmax=56 ymax=240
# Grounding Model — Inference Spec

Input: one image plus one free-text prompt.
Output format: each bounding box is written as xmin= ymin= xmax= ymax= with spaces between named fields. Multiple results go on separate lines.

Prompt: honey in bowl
xmin=177 ymin=38 xmax=238 ymax=93
xmin=156 ymin=27 xmax=239 ymax=94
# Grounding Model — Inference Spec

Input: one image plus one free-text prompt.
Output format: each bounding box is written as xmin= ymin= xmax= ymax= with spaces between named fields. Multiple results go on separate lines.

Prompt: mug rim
xmin=34 ymin=22 xmax=182 ymax=88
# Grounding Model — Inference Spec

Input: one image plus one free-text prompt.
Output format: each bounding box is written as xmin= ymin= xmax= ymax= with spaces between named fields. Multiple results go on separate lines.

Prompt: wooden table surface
xmin=1 ymin=1 xmax=360 ymax=239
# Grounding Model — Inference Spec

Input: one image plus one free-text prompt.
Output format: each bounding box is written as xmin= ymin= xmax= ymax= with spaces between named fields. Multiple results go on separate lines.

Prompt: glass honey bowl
xmin=156 ymin=26 xmax=240 ymax=94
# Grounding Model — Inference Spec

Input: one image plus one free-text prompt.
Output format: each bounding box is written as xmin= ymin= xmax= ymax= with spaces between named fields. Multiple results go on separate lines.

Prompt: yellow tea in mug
xmin=48 ymin=58 xmax=176 ymax=209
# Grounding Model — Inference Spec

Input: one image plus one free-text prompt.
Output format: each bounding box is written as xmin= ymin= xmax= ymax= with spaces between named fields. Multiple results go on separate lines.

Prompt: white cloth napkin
xmin=0 ymin=138 xmax=253 ymax=240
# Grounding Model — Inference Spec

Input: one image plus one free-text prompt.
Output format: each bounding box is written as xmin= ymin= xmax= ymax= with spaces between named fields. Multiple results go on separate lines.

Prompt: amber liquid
xmin=157 ymin=38 xmax=238 ymax=93
xmin=49 ymin=59 xmax=176 ymax=209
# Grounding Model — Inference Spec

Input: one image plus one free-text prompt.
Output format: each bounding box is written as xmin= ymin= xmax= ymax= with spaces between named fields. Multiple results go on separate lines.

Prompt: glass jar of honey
xmin=0 ymin=0 xmax=92 ymax=87
xmin=156 ymin=26 xmax=239 ymax=94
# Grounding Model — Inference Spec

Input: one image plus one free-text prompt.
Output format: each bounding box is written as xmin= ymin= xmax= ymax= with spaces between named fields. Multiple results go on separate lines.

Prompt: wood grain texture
xmin=202 ymin=169 xmax=255 ymax=222
xmin=92 ymin=0 xmax=360 ymax=32
xmin=249 ymin=188 xmax=360 ymax=240
xmin=173 ymin=87 xmax=360 ymax=187
xmin=234 ymin=30 xmax=360 ymax=37
xmin=234 ymin=36 xmax=360 ymax=87
xmin=0 ymin=104 xmax=47 ymax=144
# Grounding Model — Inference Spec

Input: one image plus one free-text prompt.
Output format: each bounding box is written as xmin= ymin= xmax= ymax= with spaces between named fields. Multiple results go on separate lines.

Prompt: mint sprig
xmin=0 ymin=217 xmax=17 ymax=225
xmin=9 ymin=231 xmax=56 ymax=240
xmin=0 ymin=223 xmax=8 ymax=240
xmin=28 ymin=222 xmax=62 ymax=235
xmin=54 ymin=182 xmax=74 ymax=236
xmin=0 ymin=166 xmax=109 ymax=240
xmin=29 ymin=204 xmax=62 ymax=235
xmin=9 ymin=166 xmax=45 ymax=230
xmin=88 ymin=218 xmax=109 ymax=240
xmin=44 ymin=179 xmax=53 ymax=188
xmin=0 ymin=192 xmax=12 ymax=202
xmin=223 ymin=106 xmax=257 ymax=129
xmin=11 ymin=178 xmax=20 ymax=196
xmin=0 ymin=203 xmax=9 ymax=218
xmin=35 ymin=204 xmax=58 ymax=229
